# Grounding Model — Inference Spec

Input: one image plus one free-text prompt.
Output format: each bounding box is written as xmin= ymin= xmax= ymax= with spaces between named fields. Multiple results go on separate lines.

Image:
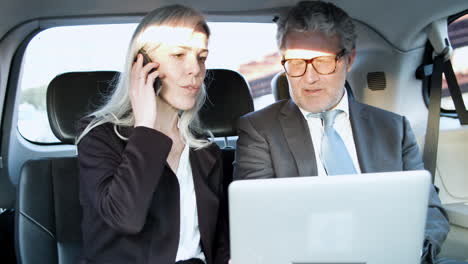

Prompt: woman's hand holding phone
xmin=130 ymin=53 xmax=162 ymax=129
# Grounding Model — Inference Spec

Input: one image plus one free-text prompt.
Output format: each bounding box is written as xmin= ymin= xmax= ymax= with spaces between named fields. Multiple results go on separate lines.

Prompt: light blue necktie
xmin=309 ymin=110 xmax=357 ymax=175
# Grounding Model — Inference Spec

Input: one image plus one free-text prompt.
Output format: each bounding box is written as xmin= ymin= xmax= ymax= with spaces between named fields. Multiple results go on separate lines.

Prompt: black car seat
xmin=15 ymin=71 xmax=118 ymax=264
xmin=199 ymin=69 xmax=254 ymax=196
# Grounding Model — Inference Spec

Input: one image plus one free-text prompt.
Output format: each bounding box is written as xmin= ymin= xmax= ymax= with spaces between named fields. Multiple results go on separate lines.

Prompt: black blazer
xmin=77 ymin=119 xmax=229 ymax=264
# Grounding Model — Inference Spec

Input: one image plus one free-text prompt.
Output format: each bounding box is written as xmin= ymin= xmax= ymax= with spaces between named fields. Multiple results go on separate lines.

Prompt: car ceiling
xmin=1 ymin=0 xmax=468 ymax=51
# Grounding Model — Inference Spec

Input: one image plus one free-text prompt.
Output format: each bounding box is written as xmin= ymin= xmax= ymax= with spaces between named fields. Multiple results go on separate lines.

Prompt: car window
xmin=441 ymin=13 xmax=468 ymax=111
xmin=18 ymin=22 xmax=281 ymax=144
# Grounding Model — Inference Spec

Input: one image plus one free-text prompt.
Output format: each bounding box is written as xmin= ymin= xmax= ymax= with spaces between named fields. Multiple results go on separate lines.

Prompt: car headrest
xmin=199 ymin=69 xmax=254 ymax=137
xmin=47 ymin=71 xmax=119 ymax=144
xmin=46 ymin=69 xmax=253 ymax=144
xmin=271 ymin=71 xmax=290 ymax=101
xmin=270 ymin=71 xmax=355 ymax=101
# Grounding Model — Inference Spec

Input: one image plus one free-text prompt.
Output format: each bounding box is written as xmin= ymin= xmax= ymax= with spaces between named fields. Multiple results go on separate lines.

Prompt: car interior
xmin=1 ymin=0 xmax=468 ymax=263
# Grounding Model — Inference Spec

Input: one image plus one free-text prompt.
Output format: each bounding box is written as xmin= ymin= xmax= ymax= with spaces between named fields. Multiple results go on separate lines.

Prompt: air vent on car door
xmin=367 ymin=72 xmax=386 ymax=91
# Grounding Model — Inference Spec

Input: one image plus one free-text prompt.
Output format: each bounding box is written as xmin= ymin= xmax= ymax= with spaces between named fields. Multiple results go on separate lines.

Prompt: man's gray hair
xmin=276 ymin=1 xmax=356 ymax=53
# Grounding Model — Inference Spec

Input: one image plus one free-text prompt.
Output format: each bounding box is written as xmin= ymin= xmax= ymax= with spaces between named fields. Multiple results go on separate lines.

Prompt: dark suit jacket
xmin=233 ymin=98 xmax=449 ymax=262
xmin=77 ymin=120 xmax=229 ymax=264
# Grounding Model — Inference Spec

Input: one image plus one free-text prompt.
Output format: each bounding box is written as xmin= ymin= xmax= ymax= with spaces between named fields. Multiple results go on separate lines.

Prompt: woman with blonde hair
xmin=76 ymin=5 xmax=229 ymax=264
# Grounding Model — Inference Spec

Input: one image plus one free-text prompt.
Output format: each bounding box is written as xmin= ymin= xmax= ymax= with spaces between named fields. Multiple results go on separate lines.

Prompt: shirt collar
xmin=298 ymin=88 xmax=350 ymax=119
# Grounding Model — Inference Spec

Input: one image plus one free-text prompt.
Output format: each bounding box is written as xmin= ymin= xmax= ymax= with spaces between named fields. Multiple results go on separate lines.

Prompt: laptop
xmin=228 ymin=170 xmax=431 ymax=264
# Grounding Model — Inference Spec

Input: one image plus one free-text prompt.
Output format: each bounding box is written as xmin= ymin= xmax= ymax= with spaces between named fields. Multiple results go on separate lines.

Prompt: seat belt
xmin=443 ymin=60 xmax=468 ymax=124
xmin=419 ymin=18 xmax=468 ymax=183
xmin=423 ymin=55 xmax=444 ymax=182
xmin=422 ymin=53 xmax=468 ymax=183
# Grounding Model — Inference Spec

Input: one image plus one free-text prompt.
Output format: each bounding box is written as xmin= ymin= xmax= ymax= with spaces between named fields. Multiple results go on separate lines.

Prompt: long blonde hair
xmin=76 ymin=5 xmax=212 ymax=149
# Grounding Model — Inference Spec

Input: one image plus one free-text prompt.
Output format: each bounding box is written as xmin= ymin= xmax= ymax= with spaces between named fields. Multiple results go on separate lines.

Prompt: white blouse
xmin=174 ymin=144 xmax=206 ymax=262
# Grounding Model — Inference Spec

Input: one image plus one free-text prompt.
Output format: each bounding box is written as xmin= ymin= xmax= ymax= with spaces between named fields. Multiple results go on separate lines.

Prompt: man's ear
xmin=346 ymin=48 xmax=356 ymax=72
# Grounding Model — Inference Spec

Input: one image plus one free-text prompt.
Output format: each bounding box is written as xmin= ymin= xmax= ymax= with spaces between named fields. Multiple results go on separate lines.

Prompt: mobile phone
xmin=135 ymin=48 xmax=161 ymax=93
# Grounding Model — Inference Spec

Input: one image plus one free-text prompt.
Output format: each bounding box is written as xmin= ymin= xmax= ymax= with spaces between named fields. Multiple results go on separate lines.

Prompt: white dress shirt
xmin=175 ymin=144 xmax=206 ymax=262
xmin=298 ymin=89 xmax=362 ymax=176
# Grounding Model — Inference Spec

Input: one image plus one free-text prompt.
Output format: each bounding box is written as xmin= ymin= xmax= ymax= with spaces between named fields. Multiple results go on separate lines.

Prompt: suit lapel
xmin=349 ymin=99 xmax=376 ymax=173
xmin=190 ymin=146 xmax=219 ymax=263
xmin=279 ymin=100 xmax=318 ymax=176
xmin=190 ymin=146 xmax=217 ymax=182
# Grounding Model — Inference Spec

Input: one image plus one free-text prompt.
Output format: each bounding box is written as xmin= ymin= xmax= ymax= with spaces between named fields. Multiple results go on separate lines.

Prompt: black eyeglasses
xmin=281 ymin=49 xmax=347 ymax=77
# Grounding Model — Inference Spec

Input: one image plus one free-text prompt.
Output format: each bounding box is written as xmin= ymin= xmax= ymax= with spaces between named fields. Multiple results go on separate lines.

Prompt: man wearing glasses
xmin=234 ymin=1 xmax=452 ymax=264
